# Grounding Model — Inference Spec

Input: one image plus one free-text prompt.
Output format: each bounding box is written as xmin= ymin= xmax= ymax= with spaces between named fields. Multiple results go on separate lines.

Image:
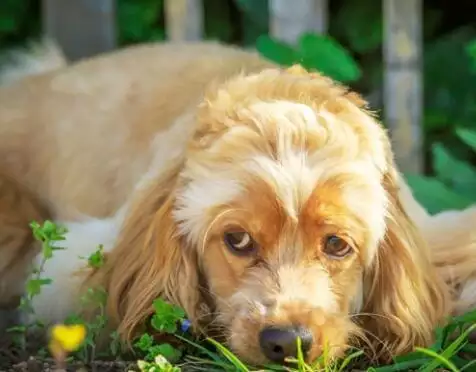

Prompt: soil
xmin=0 ymin=333 xmax=137 ymax=372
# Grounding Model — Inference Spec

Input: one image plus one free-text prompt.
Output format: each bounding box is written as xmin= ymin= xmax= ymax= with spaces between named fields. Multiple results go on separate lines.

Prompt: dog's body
xmin=0 ymin=42 xmax=273 ymax=219
xmin=1 ymin=40 xmax=476 ymax=365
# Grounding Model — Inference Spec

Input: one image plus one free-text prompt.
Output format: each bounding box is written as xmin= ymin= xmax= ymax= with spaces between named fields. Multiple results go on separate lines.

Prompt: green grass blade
xmin=336 ymin=350 xmax=364 ymax=372
xmin=206 ymin=338 xmax=250 ymax=372
xmin=420 ymin=322 xmax=476 ymax=372
xmin=416 ymin=347 xmax=460 ymax=372
xmin=451 ymin=309 xmax=476 ymax=325
xmin=174 ymin=335 xmax=226 ymax=363
xmin=460 ymin=358 xmax=476 ymax=372
xmin=366 ymin=359 xmax=432 ymax=372
xmin=184 ymin=355 xmax=245 ymax=371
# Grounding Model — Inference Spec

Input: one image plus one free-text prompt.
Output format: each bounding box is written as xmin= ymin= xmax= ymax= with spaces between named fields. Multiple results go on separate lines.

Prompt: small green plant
xmin=135 ymin=334 xmax=181 ymax=364
xmin=63 ymin=243 xmax=116 ymax=363
xmin=150 ymin=298 xmax=187 ymax=334
xmin=63 ymin=286 xmax=109 ymax=363
xmin=133 ymin=298 xmax=189 ymax=364
xmin=7 ymin=220 xmax=68 ymax=349
xmin=136 ymin=354 xmax=181 ymax=372
xmin=256 ymin=32 xmax=362 ymax=83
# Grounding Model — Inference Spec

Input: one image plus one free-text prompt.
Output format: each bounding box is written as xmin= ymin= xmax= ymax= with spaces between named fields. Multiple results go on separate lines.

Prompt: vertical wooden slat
xmin=270 ymin=0 xmax=328 ymax=44
xmin=165 ymin=0 xmax=204 ymax=42
xmin=42 ymin=0 xmax=116 ymax=62
xmin=383 ymin=0 xmax=423 ymax=174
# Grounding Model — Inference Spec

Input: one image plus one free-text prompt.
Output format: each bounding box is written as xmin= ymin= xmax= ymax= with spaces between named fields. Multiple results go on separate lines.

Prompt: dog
xmin=0 ymin=40 xmax=475 ymax=366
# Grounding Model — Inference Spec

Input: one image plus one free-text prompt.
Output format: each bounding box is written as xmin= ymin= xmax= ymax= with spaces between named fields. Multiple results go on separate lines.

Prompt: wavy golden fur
xmin=0 ymin=40 xmax=474 ymax=365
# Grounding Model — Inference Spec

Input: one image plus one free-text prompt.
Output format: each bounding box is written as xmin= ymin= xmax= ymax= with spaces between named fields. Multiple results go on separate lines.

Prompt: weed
xmin=8 ymin=219 xmax=476 ymax=372
xmin=7 ymin=220 xmax=68 ymax=349
xmin=136 ymin=354 xmax=181 ymax=372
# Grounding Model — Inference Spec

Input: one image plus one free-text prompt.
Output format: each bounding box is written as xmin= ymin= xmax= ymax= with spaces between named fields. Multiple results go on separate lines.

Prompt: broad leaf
xmin=298 ymin=33 xmax=362 ymax=82
xmin=456 ymin=127 xmax=476 ymax=152
xmin=256 ymin=35 xmax=300 ymax=66
xmin=405 ymin=174 xmax=474 ymax=214
xmin=432 ymin=143 xmax=476 ymax=198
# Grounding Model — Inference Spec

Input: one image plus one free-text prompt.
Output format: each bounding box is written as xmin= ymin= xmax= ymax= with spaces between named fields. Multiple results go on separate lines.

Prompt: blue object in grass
xmin=181 ymin=319 xmax=191 ymax=332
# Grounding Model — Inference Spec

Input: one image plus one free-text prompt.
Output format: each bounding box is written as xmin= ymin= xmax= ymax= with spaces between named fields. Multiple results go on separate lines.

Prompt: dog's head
xmin=94 ymin=65 xmax=450 ymax=365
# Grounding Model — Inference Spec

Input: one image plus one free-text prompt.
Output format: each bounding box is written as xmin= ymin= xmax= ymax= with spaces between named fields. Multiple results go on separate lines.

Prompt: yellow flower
xmin=49 ymin=324 xmax=86 ymax=354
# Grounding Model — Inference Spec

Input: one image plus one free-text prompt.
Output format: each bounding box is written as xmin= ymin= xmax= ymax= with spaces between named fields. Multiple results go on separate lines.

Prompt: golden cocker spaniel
xmin=0 ymin=40 xmax=475 ymax=366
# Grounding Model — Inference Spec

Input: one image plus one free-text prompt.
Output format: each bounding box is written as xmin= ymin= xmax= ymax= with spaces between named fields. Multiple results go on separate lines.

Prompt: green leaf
xmin=405 ymin=174 xmax=474 ymax=214
xmin=432 ymin=143 xmax=476 ymax=198
xmin=154 ymin=343 xmax=182 ymax=364
xmin=134 ymin=333 xmax=154 ymax=351
xmin=298 ymin=33 xmax=362 ymax=82
xmin=332 ymin=0 xmax=383 ymax=53
xmin=236 ymin=0 xmax=269 ymax=46
xmin=456 ymin=127 xmax=476 ymax=152
xmin=7 ymin=325 xmax=26 ymax=333
xmin=203 ymin=0 xmax=234 ymax=42
xmin=86 ymin=245 xmax=106 ymax=269
xmin=419 ymin=323 xmax=476 ymax=372
xmin=151 ymin=298 xmax=186 ymax=334
xmin=234 ymin=0 xmax=268 ymax=29
xmin=117 ymin=0 xmax=164 ymax=44
xmin=424 ymin=27 xmax=476 ymax=131
xmin=26 ymin=278 xmax=52 ymax=296
xmin=417 ymin=347 xmax=460 ymax=372
xmin=256 ymin=35 xmax=300 ymax=66
xmin=451 ymin=308 xmax=476 ymax=325
xmin=207 ymin=338 xmax=250 ymax=372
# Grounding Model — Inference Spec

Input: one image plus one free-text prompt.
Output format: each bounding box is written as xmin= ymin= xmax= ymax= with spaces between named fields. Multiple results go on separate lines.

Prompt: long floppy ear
xmin=84 ymin=159 xmax=202 ymax=344
xmin=362 ymin=161 xmax=452 ymax=359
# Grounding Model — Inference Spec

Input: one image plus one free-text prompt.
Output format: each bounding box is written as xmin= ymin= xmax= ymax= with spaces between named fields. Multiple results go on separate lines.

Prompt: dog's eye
xmin=323 ymin=235 xmax=353 ymax=259
xmin=224 ymin=231 xmax=257 ymax=255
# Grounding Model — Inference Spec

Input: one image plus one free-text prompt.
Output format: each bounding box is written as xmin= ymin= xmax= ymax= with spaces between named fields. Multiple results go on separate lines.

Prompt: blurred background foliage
xmin=1 ymin=0 xmax=476 ymax=214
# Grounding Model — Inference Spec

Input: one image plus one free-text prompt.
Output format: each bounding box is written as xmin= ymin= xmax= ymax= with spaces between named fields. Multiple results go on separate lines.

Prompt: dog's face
xmin=172 ymin=69 xmax=389 ymax=364
xmin=100 ymin=66 xmax=449 ymax=366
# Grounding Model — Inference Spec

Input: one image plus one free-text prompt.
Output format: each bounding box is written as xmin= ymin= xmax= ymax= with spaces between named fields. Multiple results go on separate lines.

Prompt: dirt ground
xmin=0 ymin=334 xmax=137 ymax=372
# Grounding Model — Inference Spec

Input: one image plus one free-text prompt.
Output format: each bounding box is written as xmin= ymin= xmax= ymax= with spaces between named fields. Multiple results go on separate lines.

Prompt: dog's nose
xmin=259 ymin=326 xmax=313 ymax=363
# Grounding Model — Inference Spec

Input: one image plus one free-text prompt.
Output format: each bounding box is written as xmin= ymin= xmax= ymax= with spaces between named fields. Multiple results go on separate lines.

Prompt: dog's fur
xmin=0 ymin=40 xmax=475 ymax=365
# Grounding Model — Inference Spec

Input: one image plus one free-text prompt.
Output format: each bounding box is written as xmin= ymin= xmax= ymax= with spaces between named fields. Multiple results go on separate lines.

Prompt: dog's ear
xmin=85 ymin=159 xmax=201 ymax=344
xmin=362 ymin=161 xmax=451 ymax=359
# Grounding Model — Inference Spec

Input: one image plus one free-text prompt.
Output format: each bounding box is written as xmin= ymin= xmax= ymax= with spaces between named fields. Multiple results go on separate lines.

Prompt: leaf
xmin=87 ymin=245 xmax=106 ymax=269
xmin=26 ymin=278 xmax=52 ymax=296
xmin=456 ymin=127 xmax=476 ymax=152
xmin=234 ymin=0 xmax=268 ymax=29
xmin=155 ymin=343 xmax=182 ymax=364
xmin=151 ymin=298 xmax=186 ymax=334
xmin=298 ymin=33 xmax=362 ymax=82
xmin=134 ymin=333 xmax=154 ymax=352
xmin=405 ymin=174 xmax=474 ymax=214
xmin=424 ymin=27 xmax=476 ymax=131
xmin=417 ymin=347 xmax=460 ymax=372
xmin=419 ymin=323 xmax=476 ymax=372
xmin=117 ymin=0 xmax=164 ymax=44
xmin=256 ymin=35 xmax=300 ymax=66
xmin=203 ymin=0 xmax=234 ymax=42
xmin=432 ymin=143 xmax=476 ymax=198
xmin=207 ymin=338 xmax=250 ymax=372
xmin=331 ymin=0 xmax=383 ymax=53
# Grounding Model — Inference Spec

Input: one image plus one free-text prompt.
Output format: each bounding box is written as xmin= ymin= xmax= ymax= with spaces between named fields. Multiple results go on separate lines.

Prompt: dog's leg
xmin=0 ymin=172 xmax=50 ymax=329
xmin=28 ymin=214 xmax=122 ymax=326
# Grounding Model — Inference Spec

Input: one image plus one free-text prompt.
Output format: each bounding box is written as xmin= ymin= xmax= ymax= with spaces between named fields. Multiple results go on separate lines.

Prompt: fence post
xmin=270 ymin=0 xmax=328 ymax=44
xmin=164 ymin=0 xmax=203 ymax=41
xmin=383 ymin=0 xmax=423 ymax=174
xmin=42 ymin=0 xmax=116 ymax=61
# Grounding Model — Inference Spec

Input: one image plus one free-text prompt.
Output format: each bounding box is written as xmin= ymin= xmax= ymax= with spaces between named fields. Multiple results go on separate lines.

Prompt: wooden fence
xmin=42 ymin=0 xmax=422 ymax=174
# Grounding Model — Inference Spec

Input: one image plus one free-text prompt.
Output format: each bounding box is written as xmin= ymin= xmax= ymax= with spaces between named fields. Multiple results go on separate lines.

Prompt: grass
xmin=5 ymin=220 xmax=476 ymax=372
